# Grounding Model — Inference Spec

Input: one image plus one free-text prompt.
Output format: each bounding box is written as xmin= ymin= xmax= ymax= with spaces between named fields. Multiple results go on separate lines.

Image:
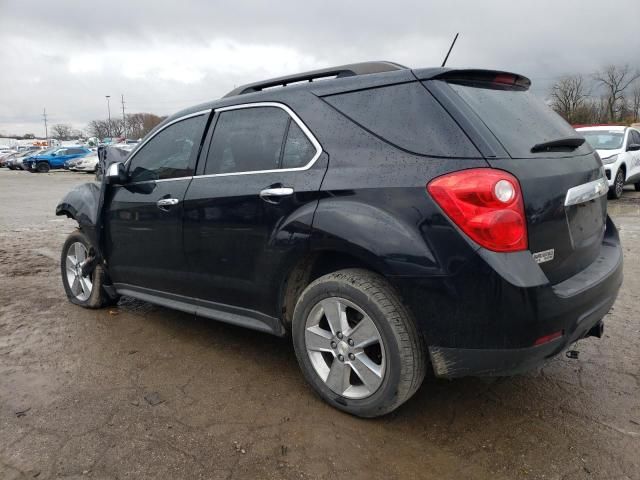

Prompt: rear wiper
xmin=530 ymin=137 xmax=585 ymax=153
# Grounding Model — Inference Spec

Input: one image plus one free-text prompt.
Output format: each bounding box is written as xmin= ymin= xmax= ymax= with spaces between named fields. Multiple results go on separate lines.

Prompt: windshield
xmin=33 ymin=148 xmax=55 ymax=156
xmin=447 ymin=82 xmax=586 ymax=158
xmin=579 ymin=131 xmax=624 ymax=150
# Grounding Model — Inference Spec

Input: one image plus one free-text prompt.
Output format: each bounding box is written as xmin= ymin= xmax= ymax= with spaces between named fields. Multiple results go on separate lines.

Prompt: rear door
xmin=104 ymin=112 xmax=209 ymax=294
xmin=426 ymin=74 xmax=607 ymax=284
xmin=182 ymin=103 xmax=326 ymax=317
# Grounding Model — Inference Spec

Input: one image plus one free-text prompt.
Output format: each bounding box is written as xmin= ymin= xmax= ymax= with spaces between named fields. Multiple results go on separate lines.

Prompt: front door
xmin=104 ymin=112 xmax=210 ymax=294
xmin=183 ymin=104 xmax=326 ymax=317
xmin=626 ymin=129 xmax=640 ymax=184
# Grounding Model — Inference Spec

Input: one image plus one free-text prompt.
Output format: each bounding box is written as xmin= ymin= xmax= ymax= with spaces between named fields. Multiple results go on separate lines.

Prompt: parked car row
xmin=1 ymin=141 xmax=138 ymax=175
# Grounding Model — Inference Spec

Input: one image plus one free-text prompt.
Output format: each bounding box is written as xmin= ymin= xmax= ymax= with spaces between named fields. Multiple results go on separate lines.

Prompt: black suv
xmin=57 ymin=62 xmax=623 ymax=417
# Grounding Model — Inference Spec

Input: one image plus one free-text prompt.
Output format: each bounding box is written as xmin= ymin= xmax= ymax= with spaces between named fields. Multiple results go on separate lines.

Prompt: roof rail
xmin=223 ymin=61 xmax=408 ymax=98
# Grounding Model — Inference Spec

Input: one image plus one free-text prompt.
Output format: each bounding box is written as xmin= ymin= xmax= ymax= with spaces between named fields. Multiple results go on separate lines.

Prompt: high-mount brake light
xmin=493 ymin=74 xmax=517 ymax=86
xmin=427 ymin=168 xmax=528 ymax=252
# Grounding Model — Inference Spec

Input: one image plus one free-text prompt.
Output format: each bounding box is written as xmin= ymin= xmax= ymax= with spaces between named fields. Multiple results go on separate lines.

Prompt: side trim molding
xmin=114 ymin=283 xmax=286 ymax=337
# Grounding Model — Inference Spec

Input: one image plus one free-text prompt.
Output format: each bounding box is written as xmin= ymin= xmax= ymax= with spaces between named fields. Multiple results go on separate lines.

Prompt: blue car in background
xmin=26 ymin=146 xmax=92 ymax=173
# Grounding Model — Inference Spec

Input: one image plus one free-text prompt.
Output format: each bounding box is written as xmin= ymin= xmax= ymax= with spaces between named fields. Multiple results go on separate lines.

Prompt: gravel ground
xmin=0 ymin=168 xmax=639 ymax=480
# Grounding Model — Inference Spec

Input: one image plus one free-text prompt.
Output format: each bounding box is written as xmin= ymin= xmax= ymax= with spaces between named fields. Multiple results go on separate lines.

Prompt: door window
xmin=204 ymin=107 xmax=291 ymax=175
xmin=128 ymin=114 xmax=207 ymax=182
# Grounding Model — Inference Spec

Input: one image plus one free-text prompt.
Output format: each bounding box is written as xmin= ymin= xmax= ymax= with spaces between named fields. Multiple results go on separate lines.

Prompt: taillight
xmin=427 ymin=168 xmax=528 ymax=252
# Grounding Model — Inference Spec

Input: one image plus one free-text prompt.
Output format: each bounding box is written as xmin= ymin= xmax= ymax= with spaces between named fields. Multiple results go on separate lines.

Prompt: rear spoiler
xmin=413 ymin=68 xmax=531 ymax=91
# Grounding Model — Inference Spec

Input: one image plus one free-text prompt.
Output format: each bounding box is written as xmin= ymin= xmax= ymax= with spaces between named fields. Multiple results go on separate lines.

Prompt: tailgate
xmin=424 ymin=70 xmax=608 ymax=284
xmin=487 ymin=154 xmax=607 ymax=283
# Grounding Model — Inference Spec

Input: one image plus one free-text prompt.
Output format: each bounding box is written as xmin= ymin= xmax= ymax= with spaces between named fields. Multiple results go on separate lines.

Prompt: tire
xmin=60 ymin=230 xmax=118 ymax=309
xmin=609 ymin=169 xmax=625 ymax=199
xmin=635 ymin=183 xmax=640 ymax=192
xmin=292 ymin=268 xmax=425 ymax=417
xmin=36 ymin=161 xmax=50 ymax=173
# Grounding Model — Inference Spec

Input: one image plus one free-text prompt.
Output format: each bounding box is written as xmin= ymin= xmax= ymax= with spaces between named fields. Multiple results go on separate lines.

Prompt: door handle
xmin=157 ymin=198 xmax=180 ymax=210
xmin=259 ymin=187 xmax=294 ymax=204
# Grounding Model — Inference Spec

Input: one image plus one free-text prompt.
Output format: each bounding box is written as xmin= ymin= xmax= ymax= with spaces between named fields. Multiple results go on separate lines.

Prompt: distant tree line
xmin=87 ymin=112 xmax=166 ymax=140
xmin=550 ymin=64 xmax=640 ymax=125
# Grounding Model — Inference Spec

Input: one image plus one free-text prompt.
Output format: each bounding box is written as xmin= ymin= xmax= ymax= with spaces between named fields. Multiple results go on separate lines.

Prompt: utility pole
xmin=42 ymin=108 xmax=48 ymax=144
xmin=105 ymin=95 xmax=111 ymax=138
xmin=121 ymin=94 xmax=126 ymax=139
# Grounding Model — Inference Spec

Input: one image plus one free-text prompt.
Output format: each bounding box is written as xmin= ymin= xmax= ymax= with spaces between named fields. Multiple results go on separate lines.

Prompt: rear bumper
xmin=394 ymin=216 xmax=623 ymax=378
xmin=428 ymin=304 xmax=611 ymax=378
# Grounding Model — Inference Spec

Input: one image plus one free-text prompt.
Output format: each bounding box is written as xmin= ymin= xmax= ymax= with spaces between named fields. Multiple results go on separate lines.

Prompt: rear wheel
xmin=609 ymin=169 xmax=625 ymax=199
xmin=36 ymin=161 xmax=50 ymax=173
xmin=292 ymin=268 xmax=425 ymax=417
xmin=635 ymin=183 xmax=640 ymax=192
xmin=60 ymin=230 xmax=117 ymax=308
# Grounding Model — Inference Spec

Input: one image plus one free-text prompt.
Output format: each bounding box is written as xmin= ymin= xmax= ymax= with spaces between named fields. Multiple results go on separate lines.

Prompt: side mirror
xmin=51 ymin=152 xmax=57 ymax=156
xmin=105 ymin=162 xmax=128 ymax=185
xmin=627 ymin=143 xmax=640 ymax=152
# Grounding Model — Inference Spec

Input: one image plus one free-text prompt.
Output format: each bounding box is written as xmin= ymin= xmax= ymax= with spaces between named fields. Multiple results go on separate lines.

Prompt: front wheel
xmin=292 ymin=269 xmax=426 ymax=417
xmin=635 ymin=183 xmax=640 ymax=192
xmin=36 ymin=161 xmax=50 ymax=173
xmin=60 ymin=230 xmax=117 ymax=308
xmin=609 ymin=169 xmax=625 ymax=199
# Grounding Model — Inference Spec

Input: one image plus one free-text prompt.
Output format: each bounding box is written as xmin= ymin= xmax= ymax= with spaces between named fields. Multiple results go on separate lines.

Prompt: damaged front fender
xmin=56 ymin=181 xmax=104 ymax=261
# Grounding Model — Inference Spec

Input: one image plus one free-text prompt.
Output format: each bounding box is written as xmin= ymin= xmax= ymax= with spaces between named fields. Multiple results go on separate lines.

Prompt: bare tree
xmin=51 ymin=123 xmax=72 ymax=140
xmin=550 ymin=75 xmax=589 ymax=123
xmin=631 ymin=84 xmax=640 ymax=123
xmin=594 ymin=65 xmax=640 ymax=122
xmin=89 ymin=113 xmax=165 ymax=141
xmin=125 ymin=112 xmax=165 ymax=139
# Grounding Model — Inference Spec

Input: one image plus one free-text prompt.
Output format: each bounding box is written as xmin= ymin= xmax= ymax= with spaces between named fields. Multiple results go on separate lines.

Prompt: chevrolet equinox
xmin=57 ymin=62 xmax=623 ymax=417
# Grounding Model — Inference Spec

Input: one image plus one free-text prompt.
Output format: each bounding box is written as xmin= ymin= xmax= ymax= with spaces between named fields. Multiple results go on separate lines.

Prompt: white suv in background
xmin=576 ymin=125 xmax=640 ymax=199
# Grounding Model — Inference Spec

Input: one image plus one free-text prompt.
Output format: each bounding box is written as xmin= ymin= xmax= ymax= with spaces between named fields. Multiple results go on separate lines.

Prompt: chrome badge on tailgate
xmin=564 ymin=177 xmax=609 ymax=206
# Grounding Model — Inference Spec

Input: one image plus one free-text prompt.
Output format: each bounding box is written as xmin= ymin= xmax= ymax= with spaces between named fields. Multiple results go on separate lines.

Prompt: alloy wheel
xmin=65 ymin=242 xmax=93 ymax=301
xmin=615 ymin=171 xmax=624 ymax=198
xmin=304 ymin=297 xmax=386 ymax=399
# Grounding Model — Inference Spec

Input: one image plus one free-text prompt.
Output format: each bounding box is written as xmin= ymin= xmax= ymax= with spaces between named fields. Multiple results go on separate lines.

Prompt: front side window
xmin=128 ymin=114 xmax=207 ymax=182
xmin=205 ymin=107 xmax=290 ymax=175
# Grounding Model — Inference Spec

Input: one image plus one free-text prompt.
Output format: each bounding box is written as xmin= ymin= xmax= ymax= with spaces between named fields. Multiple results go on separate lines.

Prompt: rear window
xmin=323 ymin=82 xmax=479 ymax=158
xmin=447 ymin=82 xmax=585 ymax=159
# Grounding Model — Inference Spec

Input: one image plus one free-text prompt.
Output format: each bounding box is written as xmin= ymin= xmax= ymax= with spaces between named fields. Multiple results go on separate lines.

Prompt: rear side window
xmin=282 ymin=121 xmax=316 ymax=169
xmin=323 ymin=82 xmax=479 ymax=158
xmin=447 ymin=83 xmax=585 ymax=158
xmin=205 ymin=107 xmax=289 ymax=175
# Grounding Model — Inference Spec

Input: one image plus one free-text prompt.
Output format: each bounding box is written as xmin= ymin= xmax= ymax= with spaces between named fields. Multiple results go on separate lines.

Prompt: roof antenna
xmin=441 ymin=33 xmax=459 ymax=67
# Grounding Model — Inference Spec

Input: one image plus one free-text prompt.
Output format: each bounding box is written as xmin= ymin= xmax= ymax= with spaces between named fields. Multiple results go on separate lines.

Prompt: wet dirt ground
xmin=0 ymin=168 xmax=639 ymax=480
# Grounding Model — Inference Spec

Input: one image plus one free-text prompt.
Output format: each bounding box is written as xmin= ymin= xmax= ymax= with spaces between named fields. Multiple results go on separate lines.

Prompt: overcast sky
xmin=1 ymin=0 xmax=639 ymax=136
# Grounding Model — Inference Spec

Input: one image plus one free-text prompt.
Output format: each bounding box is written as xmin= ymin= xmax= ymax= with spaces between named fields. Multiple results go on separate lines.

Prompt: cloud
xmin=1 ymin=0 xmax=639 ymax=135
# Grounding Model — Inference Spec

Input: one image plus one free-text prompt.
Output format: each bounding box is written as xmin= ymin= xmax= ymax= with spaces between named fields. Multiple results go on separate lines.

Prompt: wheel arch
xmin=279 ymin=248 xmax=388 ymax=329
